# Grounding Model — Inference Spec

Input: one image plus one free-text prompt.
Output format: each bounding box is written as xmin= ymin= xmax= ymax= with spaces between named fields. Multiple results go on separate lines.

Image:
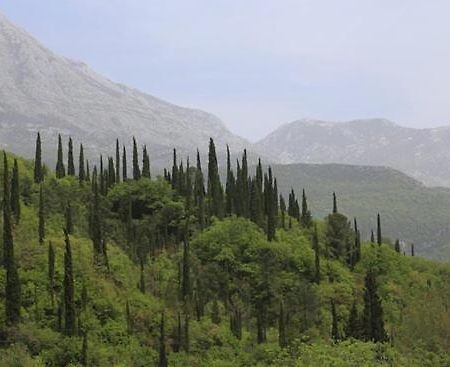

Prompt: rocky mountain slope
xmin=0 ymin=12 xmax=253 ymax=168
xmin=256 ymin=118 xmax=450 ymax=186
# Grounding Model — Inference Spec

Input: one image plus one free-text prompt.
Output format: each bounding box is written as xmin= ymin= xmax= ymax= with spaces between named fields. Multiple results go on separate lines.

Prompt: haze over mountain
xmin=256 ymin=118 xmax=450 ymax=187
xmin=0 ymin=12 xmax=252 ymax=167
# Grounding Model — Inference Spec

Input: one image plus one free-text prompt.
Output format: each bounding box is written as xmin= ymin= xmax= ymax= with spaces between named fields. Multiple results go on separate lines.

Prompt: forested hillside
xmin=0 ymin=134 xmax=449 ymax=366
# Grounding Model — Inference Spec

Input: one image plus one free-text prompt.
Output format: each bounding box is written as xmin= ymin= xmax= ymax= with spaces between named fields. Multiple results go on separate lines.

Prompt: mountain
xmin=0 ymin=12 xmax=253 ymax=168
xmin=256 ymin=118 xmax=450 ymax=186
xmin=270 ymin=162 xmax=450 ymax=259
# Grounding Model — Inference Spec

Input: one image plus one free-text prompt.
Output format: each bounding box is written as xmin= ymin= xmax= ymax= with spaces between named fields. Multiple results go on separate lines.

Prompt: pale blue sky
xmin=2 ymin=0 xmax=450 ymax=141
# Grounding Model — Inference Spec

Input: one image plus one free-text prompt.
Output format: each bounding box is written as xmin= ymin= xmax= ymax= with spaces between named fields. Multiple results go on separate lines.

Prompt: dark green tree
xmin=332 ymin=192 xmax=338 ymax=214
xmin=225 ymin=145 xmax=235 ymax=216
xmin=132 ymin=137 xmax=141 ymax=180
xmin=122 ymin=146 xmax=127 ymax=181
xmin=48 ymin=241 xmax=55 ymax=308
xmin=278 ymin=301 xmax=287 ymax=348
xmin=158 ymin=312 xmax=168 ymax=367
xmin=362 ymin=271 xmax=387 ymax=342
xmin=394 ymin=239 xmax=401 ymax=253
xmin=346 ymin=299 xmax=361 ymax=339
xmin=78 ymin=144 xmax=85 ymax=184
xmin=279 ymin=194 xmax=286 ymax=229
xmin=63 ymin=229 xmax=76 ymax=336
xmin=411 ymin=243 xmax=415 ymax=257
xmin=11 ymin=158 xmax=20 ymax=223
xmin=56 ymin=134 xmax=66 ymax=178
xmin=67 ymin=137 xmax=75 ymax=176
xmin=181 ymin=239 xmax=191 ymax=302
xmin=171 ymin=148 xmax=178 ymax=190
xmin=3 ymin=152 xmax=21 ymax=325
xmin=38 ymin=184 xmax=45 ymax=245
xmin=142 ymin=145 xmax=151 ymax=178
xmin=194 ymin=150 xmax=206 ymax=228
xmin=207 ymin=138 xmax=224 ymax=218
xmin=34 ymin=132 xmax=43 ymax=183
xmin=115 ymin=139 xmax=120 ymax=183
xmin=377 ymin=213 xmax=382 ymax=246
xmin=65 ymin=202 xmax=74 ymax=235
xmin=300 ymin=189 xmax=312 ymax=227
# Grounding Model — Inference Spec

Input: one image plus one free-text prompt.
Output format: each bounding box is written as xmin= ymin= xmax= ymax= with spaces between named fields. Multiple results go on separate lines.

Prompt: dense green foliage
xmin=0 ymin=137 xmax=449 ymax=366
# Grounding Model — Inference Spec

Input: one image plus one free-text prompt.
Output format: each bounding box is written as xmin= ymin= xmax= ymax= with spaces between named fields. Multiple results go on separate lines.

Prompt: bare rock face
xmin=0 ymin=12 xmax=253 ymax=168
xmin=256 ymin=118 xmax=450 ymax=187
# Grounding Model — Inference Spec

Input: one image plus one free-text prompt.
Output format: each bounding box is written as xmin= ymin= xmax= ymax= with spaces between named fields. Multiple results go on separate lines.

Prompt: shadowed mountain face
xmin=0 ymin=12 xmax=254 ymax=168
xmin=256 ymin=118 xmax=450 ymax=187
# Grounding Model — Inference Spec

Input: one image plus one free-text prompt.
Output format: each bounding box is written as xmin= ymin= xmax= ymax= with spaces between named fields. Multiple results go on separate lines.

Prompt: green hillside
xmin=271 ymin=163 xmax=450 ymax=259
xmin=0 ymin=143 xmax=449 ymax=366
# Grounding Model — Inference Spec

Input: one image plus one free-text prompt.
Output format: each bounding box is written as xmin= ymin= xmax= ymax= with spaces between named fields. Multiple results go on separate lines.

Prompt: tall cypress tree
xmin=91 ymin=174 xmax=105 ymax=266
xmin=56 ymin=134 xmax=66 ymax=178
xmin=11 ymin=158 xmax=20 ymax=223
xmin=78 ymin=144 xmax=85 ymax=184
xmin=331 ymin=300 xmax=339 ymax=341
xmin=194 ymin=150 xmax=206 ymax=228
xmin=377 ymin=213 xmax=382 ymax=246
xmin=3 ymin=152 xmax=21 ymax=325
xmin=240 ymin=150 xmax=250 ymax=217
xmin=115 ymin=139 xmax=120 ymax=183
xmin=63 ymin=230 xmax=76 ymax=336
xmin=85 ymin=160 xmax=90 ymax=183
xmin=181 ymin=239 xmax=191 ymax=302
xmin=48 ymin=241 xmax=55 ymax=308
xmin=332 ymin=192 xmax=338 ymax=214
xmin=279 ymin=194 xmax=286 ymax=229
xmin=394 ymin=239 xmax=401 ymax=253
xmin=250 ymin=178 xmax=264 ymax=228
xmin=207 ymin=138 xmax=224 ymax=218
xmin=265 ymin=170 xmax=276 ymax=241
xmin=132 ymin=137 xmax=141 ymax=180
xmin=185 ymin=158 xmax=193 ymax=211
xmin=158 ymin=312 xmax=168 ymax=367
xmin=313 ymin=224 xmax=320 ymax=284
xmin=411 ymin=243 xmax=415 ymax=257
xmin=142 ymin=145 xmax=151 ymax=178
xmin=225 ymin=145 xmax=235 ymax=216
xmin=38 ymin=184 xmax=45 ymax=245
xmin=34 ymin=132 xmax=43 ymax=183
xmin=172 ymin=148 xmax=178 ymax=190
xmin=370 ymin=230 xmax=375 ymax=243
xmin=362 ymin=271 xmax=387 ymax=342
xmin=278 ymin=301 xmax=287 ymax=348
xmin=67 ymin=137 xmax=75 ymax=176
xmin=346 ymin=299 xmax=360 ymax=339
xmin=122 ymin=146 xmax=127 ymax=181
xmin=300 ymin=189 xmax=312 ymax=227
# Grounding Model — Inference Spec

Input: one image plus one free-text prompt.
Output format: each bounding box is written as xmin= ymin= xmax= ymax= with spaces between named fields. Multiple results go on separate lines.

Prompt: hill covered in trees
xmin=0 ymin=135 xmax=449 ymax=366
xmin=270 ymin=163 xmax=450 ymax=259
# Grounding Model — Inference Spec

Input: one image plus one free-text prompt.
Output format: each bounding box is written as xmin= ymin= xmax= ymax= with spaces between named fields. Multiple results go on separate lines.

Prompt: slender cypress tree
xmin=207 ymin=138 xmax=224 ymax=218
xmin=370 ymin=230 xmax=375 ymax=243
xmin=85 ymin=160 xmax=90 ymax=183
xmin=362 ymin=271 xmax=387 ymax=342
xmin=194 ymin=150 xmax=206 ymax=228
xmin=3 ymin=152 xmax=21 ymax=325
xmin=107 ymin=157 xmax=115 ymax=187
xmin=115 ymin=139 xmax=120 ymax=183
xmin=91 ymin=176 xmax=104 ymax=265
xmin=34 ymin=132 xmax=43 ymax=183
xmin=56 ymin=134 xmax=66 ymax=178
xmin=122 ymin=146 xmax=127 ymax=181
xmin=240 ymin=150 xmax=250 ymax=217
xmin=172 ymin=148 xmax=178 ymax=190
xmin=181 ymin=239 xmax=191 ymax=302
xmin=81 ymin=332 xmax=88 ymax=366
xmin=185 ymin=158 xmax=193 ymax=211
xmin=78 ymin=144 xmax=85 ymax=184
xmin=331 ymin=300 xmax=339 ymax=341
xmin=158 ymin=312 xmax=168 ymax=367
xmin=250 ymin=178 xmax=264 ymax=228
xmin=142 ymin=145 xmax=151 ymax=178
xmin=38 ymin=184 xmax=45 ymax=245
xmin=265 ymin=170 xmax=276 ymax=241
xmin=394 ymin=239 xmax=401 ymax=253
xmin=313 ymin=224 xmax=321 ymax=284
xmin=346 ymin=299 xmax=360 ymax=339
xmin=332 ymin=192 xmax=338 ymax=214
xmin=300 ymin=189 xmax=312 ymax=227
xmin=278 ymin=301 xmax=287 ymax=348
xmin=67 ymin=137 xmax=75 ymax=176
xmin=225 ymin=145 xmax=235 ymax=216
xmin=279 ymin=194 xmax=286 ymax=229
xmin=132 ymin=137 xmax=141 ymax=180
xmin=48 ymin=241 xmax=55 ymax=308
xmin=411 ymin=243 xmax=415 ymax=257
xmin=63 ymin=230 xmax=76 ymax=336
xmin=377 ymin=213 xmax=382 ymax=245
xmin=11 ymin=159 xmax=20 ymax=223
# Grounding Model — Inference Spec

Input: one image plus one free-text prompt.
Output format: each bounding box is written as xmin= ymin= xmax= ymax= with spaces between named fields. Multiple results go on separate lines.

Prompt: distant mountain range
xmin=0 ymin=12 xmax=255 ymax=168
xmin=256 ymin=118 xmax=450 ymax=187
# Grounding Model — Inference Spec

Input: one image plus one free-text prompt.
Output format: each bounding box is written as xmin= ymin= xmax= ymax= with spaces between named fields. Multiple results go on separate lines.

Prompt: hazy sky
xmin=2 ymin=0 xmax=450 ymax=141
